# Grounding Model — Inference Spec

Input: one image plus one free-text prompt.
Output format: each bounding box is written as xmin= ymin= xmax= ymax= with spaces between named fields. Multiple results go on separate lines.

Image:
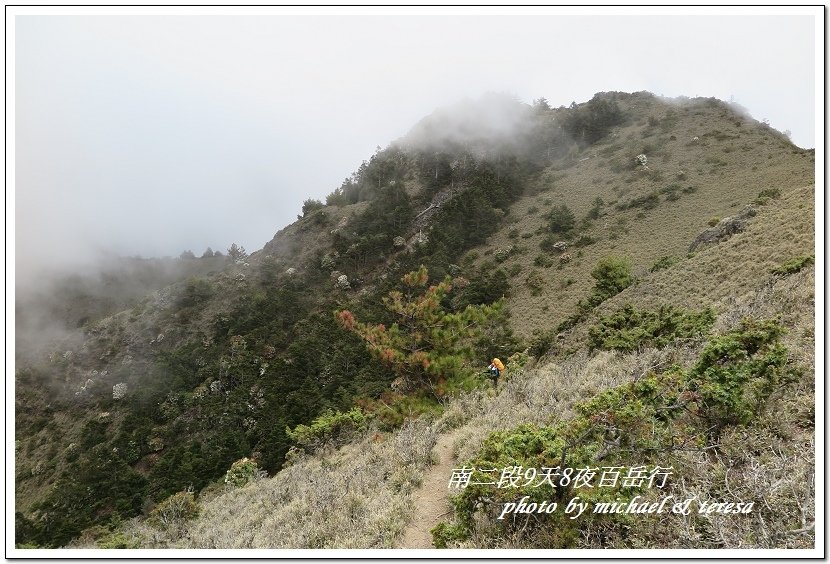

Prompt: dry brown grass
xmin=558 ymin=182 xmax=815 ymax=349
xmin=472 ymin=98 xmax=814 ymax=340
xmin=105 ymin=257 xmax=813 ymax=549
xmin=114 ymin=418 xmax=437 ymax=549
xmin=69 ymin=96 xmax=815 ymax=551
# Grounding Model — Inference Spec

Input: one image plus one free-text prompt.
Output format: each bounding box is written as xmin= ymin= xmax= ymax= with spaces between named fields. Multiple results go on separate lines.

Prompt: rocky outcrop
xmin=689 ymin=205 xmax=757 ymax=252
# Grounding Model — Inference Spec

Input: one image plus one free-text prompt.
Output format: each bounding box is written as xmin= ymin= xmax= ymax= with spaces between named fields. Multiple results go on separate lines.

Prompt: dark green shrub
xmin=585 ymin=197 xmax=604 ymax=220
xmin=556 ymin=311 xmax=585 ymax=333
xmin=301 ymin=198 xmax=325 ymax=216
xmin=177 ymin=278 xmax=214 ymax=309
xmin=588 ymin=256 xmax=632 ymax=305
xmin=436 ymin=318 xmax=799 ymax=547
xmin=588 ymin=305 xmax=715 ymax=352
xmin=660 ymin=183 xmax=682 ymax=201
xmin=529 ymin=329 xmax=557 ymax=357
xmin=534 ymin=254 xmax=554 ymax=268
xmin=685 ymin=318 xmax=799 ymax=429
xmin=547 ymin=205 xmax=576 ymax=236
xmin=771 ymin=254 xmax=814 ymax=276
xmin=493 ymin=248 xmax=512 ymax=262
xmin=525 ymin=270 xmax=545 ymax=296
xmin=573 ymin=235 xmax=597 ymax=248
xmin=754 ymin=188 xmax=782 ymax=205
xmin=456 ymin=267 xmax=510 ymax=308
xmin=562 ymin=94 xmax=625 ymax=145
xmin=431 ymin=522 xmax=469 ymax=548
xmin=649 ymin=255 xmax=678 ymax=272
xmin=286 ymin=408 xmax=369 ymax=451
xmin=539 ymin=234 xmax=559 ymax=253
xmin=626 ymin=192 xmax=660 ymax=210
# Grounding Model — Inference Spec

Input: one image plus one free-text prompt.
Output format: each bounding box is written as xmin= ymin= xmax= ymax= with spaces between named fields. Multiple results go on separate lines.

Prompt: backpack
xmin=492 ymin=358 xmax=505 ymax=371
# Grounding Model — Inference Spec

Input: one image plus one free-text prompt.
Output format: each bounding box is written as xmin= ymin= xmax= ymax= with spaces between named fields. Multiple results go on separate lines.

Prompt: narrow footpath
xmin=398 ymin=429 xmax=464 ymax=548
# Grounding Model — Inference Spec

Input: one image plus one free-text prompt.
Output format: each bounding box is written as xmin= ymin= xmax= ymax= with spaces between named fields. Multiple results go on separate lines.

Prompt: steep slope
xmin=14 ymin=91 xmax=814 ymax=548
xmin=106 ymin=170 xmax=812 ymax=550
xmin=464 ymin=95 xmax=812 ymax=340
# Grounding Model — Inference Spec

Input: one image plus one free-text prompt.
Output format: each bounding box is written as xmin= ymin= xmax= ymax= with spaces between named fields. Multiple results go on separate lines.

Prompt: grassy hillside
xmin=14 ymin=91 xmax=815 ymax=549
xmin=96 ymin=175 xmax=812 ymax=550
xmin=466 ymin=96 xmax=812 ymax=340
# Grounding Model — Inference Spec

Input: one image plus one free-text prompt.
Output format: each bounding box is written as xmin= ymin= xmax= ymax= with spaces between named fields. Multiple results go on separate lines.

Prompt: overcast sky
xmin=12 ymin=9 xmax=820 ymax=276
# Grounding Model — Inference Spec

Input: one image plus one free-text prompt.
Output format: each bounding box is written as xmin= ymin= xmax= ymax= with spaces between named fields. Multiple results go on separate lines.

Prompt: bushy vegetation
xmin=547 ymin=205 xmax=576 ymax=236
xmin=754 ymin=187 xmax=782 ymax=205
xmin=585 ymin=196 xmax=604 ymax=220
xmin=771 ymin=254 xmax=814 ymax=276
xmin=660 ymin=183 xmax=682 ymax=201
xmin=331 ymin=182 xmax=414 ymax=273
xmin=649 ymin=255 xmax=678 ymax=272
xmin=176 ymin=278 xmax=214 ymax=309
xmin=326 ymin=147 xmax=410 ymax=206
xmin=286 ymin=408 xmax=370 ymax=452
xmin=435 ymin=318 xmax=800 ymax=547
xmin=588 ymin=304 xmax=715 ymax=352
xmin=539 ymin=234 xmax=562 ymax=253
xmin=412 ymin=157 xmax=535 ymax=277
xmin=15 ymin=91 xmax=815 ymax=550
xmin=534 ymin=254 xmax=554 ymax=268
xmin=528 ymin=328 xmax=557 ymax=358
xmin=16 ymin=271 xmax=397 ymax=546
xmin=562 ymin=94 xmax=626 ymax=145
xmin=454 ymin=266 xmax=510 ymax=309
xmin=16 ymin=443 xmax=148 ymax=548
xmin=223 ymin=457 xmax=264 ymax=488
xmin=148 ymin=490 xmax=199 ymax=532
xmin=16 ymin=122 xmax=540 ymax=546
xmin=618 ymin=191 xmax=659 ymax=211
xmin=553 ymin=256 xmax=635 ymax=336
xmin=95 ymin=531 xmax=143 ymax=549
xmin=587 ymin=256 xmax=633 ymax=306
xmin=336 ymin=266 xmax=507 ymax=396
xmin=301 ymin=198 xmax=324 ymax=217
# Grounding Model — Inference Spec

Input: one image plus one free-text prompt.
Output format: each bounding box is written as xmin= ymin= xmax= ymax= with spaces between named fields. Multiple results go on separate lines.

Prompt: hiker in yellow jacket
xmin=488 ymin=358 xmax=505 ymax=387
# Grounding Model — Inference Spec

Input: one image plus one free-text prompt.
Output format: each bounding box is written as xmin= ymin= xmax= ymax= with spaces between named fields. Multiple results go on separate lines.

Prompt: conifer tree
xmin=336 ymin=266 xmax=502 ymax=389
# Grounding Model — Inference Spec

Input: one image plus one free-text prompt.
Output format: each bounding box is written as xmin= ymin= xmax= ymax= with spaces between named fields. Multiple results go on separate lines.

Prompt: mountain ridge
xmin=14 ymin=90 xmax=815 ymax=549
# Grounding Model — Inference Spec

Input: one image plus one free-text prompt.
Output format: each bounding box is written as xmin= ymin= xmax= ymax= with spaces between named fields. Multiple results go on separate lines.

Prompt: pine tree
xmin=336 ymin=266 xmax=502 ymax=391
xmin=227 ymin=243 xmax=248 ymax=263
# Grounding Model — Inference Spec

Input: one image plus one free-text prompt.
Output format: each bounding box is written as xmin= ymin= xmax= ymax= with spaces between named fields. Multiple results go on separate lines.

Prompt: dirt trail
xmin=398 ymin=428 xmax=464 ymax=549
